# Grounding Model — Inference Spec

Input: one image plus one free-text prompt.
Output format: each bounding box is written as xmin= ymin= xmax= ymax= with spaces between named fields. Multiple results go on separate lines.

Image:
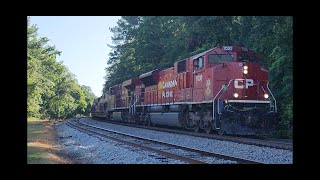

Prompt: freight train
xmin=91 ymin=45 xmax=279 ymax=136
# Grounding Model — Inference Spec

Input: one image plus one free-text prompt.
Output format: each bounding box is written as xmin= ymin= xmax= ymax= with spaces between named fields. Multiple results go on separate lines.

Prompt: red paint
xmin=109 ymin=45 xmax=270 ymax=108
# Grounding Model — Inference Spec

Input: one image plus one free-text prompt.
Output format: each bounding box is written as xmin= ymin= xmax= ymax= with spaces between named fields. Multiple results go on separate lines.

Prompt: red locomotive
xmin=91 ymin=45 xmax=278 ymax=136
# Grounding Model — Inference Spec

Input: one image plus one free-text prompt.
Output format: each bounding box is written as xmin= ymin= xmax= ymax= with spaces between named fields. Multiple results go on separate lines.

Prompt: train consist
xmin=91 ymin=45 xmax=278 ymax=136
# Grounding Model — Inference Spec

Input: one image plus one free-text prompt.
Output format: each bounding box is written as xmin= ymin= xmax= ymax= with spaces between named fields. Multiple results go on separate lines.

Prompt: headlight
xmin=233 ymin=93 xmax=239 ymax=98
xmin=243 ymin=66 xmax=248 ymax=74
xmin=264 ymin=94 xmax=269 ymax=99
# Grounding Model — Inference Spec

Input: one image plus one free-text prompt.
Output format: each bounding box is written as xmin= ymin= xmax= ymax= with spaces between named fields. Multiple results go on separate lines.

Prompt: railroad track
xmin=89 ymin=117 xmax=293 ymax=151
xmin=66 ymin=118 xmax=262 ymax=164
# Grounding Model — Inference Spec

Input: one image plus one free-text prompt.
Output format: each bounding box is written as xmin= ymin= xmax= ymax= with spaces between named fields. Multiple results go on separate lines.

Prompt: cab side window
xmin=109 ymin=87 xmax=116 ymax=95
xmin=194 ymin=56 xmax=204 ymax=71
xmin=177 ymin=60 xmax=186 ymax=73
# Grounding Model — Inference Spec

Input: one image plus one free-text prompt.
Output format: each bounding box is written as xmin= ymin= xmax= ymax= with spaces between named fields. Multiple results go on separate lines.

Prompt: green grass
xmin=27 ymin=120 xmax=60 ymax=164
xmin=27 ymin=117 xmax=41 ymax=121
xmin=28 ymin=121 xmax=44 ymax=139
xmin=27 ymin=151 xmax=54 ymax=164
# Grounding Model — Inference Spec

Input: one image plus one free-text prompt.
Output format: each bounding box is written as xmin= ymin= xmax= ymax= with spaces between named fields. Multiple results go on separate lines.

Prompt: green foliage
xmin=81 ymin=85 xmax=97 ymax=114
xmin=27 ymin=17 xmax=96 ymax=119
xmin=104 ymin=16 xmax=293 ymax=138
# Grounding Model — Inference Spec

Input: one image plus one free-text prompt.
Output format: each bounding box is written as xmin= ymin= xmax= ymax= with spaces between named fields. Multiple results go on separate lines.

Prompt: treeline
xmin=27 ymin=17 xmax=96 ymax=119
xmin=104 ymin=16 xmax=292 ymax=138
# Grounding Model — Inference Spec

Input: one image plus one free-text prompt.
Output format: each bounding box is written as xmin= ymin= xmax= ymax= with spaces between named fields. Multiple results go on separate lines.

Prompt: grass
xmin=27 ymin=119 xmax=69 ymax=164
xmin=27 ymin=117 xmax=48 ymax=122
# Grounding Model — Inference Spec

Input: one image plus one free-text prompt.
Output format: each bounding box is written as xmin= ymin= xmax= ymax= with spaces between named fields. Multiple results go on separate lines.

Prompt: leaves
xmin=27 ymin=17 xmax=96 ymax=119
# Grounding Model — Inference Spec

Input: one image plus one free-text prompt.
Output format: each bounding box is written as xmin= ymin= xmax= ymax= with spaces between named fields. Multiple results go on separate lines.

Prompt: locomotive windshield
xmin=238 ymin=55 xmax=256 ymax=62
xmin=208 ymin=54 xmax=234 ymax=64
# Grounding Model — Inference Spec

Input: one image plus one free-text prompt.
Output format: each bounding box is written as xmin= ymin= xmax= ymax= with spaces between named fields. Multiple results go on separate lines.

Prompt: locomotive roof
xmin=139 ymin=69 xmax=159 ymax=79
xmin=192 ymin=47 xmax=217 ymax=60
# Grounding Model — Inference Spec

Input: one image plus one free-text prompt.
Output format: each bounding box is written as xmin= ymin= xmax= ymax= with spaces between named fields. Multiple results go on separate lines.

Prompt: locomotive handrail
xmin=132 ymin=93 xmax=140 ymax=114
xmin=113 ymin=87 xmax=206 ymax=108
xmin=212 ymin=79 xmax=235 ymax=129
xmin=266 ymin=81 xmax=277 ymax=113
xmin=259 ymin=81 xmax=277 ymax=113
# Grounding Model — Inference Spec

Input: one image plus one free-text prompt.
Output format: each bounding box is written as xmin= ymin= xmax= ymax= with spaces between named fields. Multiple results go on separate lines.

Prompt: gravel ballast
xmin=56 ymin=122 xmax=186 ymax=164
xmin=79 ymin=118 xmax=292 ymax=164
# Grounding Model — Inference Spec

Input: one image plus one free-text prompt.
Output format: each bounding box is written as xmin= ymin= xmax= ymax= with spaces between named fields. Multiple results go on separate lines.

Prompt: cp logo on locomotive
xmin=234 ymin=79 xmax=254 ymax=89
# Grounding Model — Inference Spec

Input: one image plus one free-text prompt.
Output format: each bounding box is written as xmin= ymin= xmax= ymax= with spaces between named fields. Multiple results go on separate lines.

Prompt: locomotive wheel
xmin=145 ymin=114 xmax=151 ymax=126
xmin=143 ymin=121 xmax=147 ymax=126
xmin=147 ymin=118 xmax=152 ymax=126
xmin=193 ymin=125 xmax=200 ymax=133
xmin=218 ymin=129 xmax=225 ymax=135
xmin=204 ymin=125 xmax=212 ymax=134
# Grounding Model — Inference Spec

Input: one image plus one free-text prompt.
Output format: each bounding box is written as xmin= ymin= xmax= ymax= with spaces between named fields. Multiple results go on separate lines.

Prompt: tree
xmin=28 ymin=17 xmax=96 ymax=119
xmin=81 ymin=85 xmax=96 ymax=115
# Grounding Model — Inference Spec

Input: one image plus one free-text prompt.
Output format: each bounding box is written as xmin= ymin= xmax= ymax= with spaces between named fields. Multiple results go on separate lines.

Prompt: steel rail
xmin=68 ymin=119 xmax=262 ymax=164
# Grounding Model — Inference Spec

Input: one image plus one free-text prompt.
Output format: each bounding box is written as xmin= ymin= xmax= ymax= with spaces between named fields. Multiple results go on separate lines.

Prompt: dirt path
xmin=27 ymin=119 xmax=72 ymax=164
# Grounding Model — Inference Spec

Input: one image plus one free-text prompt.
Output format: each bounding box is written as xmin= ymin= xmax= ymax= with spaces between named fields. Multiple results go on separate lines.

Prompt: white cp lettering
xmin=234 ymin=79 xmax=254 ymax=89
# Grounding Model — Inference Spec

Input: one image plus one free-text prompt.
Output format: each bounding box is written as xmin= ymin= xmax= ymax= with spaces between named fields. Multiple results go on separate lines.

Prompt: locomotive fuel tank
xmin=150 ymin=112 xmax=183 ymax=127
xmin=112 ymin=112 xmax=123 ymax=121
xmin=150 ymin=106 xmax=163 ymax=112
xmin=169 ymin=104 xmax=181 ymax=111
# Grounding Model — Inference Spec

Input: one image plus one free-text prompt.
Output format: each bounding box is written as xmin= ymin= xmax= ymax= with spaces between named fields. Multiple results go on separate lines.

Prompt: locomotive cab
xmin=203 ymin=45 xmax=278 ymax=136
